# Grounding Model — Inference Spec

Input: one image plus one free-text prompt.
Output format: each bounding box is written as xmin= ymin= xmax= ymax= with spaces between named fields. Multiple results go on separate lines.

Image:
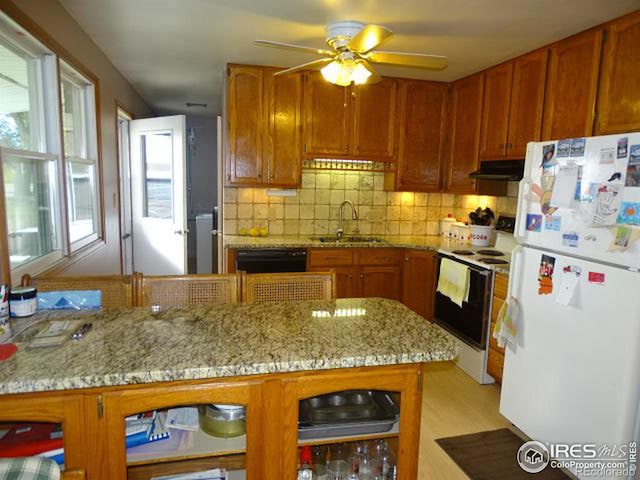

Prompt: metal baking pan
xmin=298 ymin=390 xmax=399 ymax=440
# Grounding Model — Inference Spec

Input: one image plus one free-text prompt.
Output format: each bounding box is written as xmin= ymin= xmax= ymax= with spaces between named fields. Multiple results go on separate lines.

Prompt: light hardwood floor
xmin=417 ymin=361 xmax=511 ymax=479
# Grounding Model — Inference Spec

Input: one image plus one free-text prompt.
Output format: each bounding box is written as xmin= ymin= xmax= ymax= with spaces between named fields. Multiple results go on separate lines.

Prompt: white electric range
xmin=433 ymin=216 xmax=516 ymax=384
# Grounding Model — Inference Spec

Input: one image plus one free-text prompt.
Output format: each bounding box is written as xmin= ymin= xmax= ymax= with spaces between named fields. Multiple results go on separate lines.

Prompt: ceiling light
xmin=321 ymin=57 xmax=371 ymax=86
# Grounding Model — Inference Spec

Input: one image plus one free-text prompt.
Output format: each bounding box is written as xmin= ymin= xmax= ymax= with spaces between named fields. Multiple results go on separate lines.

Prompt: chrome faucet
xmin=336 ymin=200 xmax=358 ymax=240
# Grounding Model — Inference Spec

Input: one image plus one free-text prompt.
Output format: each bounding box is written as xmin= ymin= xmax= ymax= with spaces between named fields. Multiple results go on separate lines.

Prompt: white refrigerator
xmin=500 ymin=133 xmax=640 ymax=479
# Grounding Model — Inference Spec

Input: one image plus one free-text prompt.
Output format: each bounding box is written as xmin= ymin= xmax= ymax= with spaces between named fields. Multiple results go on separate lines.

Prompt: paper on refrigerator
xmin=550 ymin=163 xmax=579 ymax=208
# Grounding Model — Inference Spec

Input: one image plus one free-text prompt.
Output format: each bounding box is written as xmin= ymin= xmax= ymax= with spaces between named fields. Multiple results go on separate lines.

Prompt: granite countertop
xmin=224 ymin=235 xmax=511 ymax=274
xmin=0 ymin=298 xmax=459 ymax=395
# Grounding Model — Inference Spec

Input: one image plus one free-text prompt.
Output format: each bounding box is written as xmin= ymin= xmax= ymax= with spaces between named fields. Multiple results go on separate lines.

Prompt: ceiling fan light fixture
xmin=352 ymin=62 xmax=372 ymax=84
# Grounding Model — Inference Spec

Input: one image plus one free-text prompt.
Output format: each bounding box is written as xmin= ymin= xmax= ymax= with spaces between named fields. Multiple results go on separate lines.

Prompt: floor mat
xmin=436 ymin=428 xmax=570 ymax=479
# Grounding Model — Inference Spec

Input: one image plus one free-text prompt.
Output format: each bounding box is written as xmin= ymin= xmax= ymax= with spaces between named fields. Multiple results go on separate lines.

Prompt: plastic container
xmin=198 ymin=404 xmax=245 ymax=438
xmin=469 ymin=225 xmax=494 ymax=247
xmin=9 ymin=287 xmax=37 ymax=318
xmin=440 ymin=215 xmax=457 ymax=238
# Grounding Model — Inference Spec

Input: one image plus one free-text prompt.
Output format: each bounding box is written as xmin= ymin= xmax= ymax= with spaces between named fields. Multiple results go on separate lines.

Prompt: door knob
xmin=174 ymin=229 xmax=190 ymax=235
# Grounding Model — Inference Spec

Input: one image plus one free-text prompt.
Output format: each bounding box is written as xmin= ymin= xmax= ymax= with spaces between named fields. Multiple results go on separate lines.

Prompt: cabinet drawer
xmin=487 ymin=348 xmax=505 ymax=384
xmin=493 ymin=274 xmax=508 ymax=299
xmin=358 ymin=249 xmax=402 ymax=266
xmin=307 ymin=249 xmax=354 ymax=267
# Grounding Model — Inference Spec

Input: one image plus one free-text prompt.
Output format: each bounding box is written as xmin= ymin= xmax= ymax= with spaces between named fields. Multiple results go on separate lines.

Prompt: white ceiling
xmin=59 ymin=0 xmax=640 ymax=117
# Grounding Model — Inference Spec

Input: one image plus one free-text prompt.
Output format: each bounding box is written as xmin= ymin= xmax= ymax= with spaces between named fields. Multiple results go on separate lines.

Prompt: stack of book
xmin=0 ymin=423 xmax=64 ymax=464
xmin=151 ymin=468 xmax=228 ymax=480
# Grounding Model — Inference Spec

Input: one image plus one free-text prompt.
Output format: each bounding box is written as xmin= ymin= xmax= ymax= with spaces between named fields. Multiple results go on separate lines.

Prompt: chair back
xmin=21 ymin=274 xmax=132 ymax=309
xmin=135 ymin=273 xmax=241 ymax=308
xmin=242 ymin=271 xmax=335 ymax=303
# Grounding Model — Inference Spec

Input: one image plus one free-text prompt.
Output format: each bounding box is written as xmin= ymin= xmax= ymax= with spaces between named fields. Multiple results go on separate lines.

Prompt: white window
xmin=60 ymin=61 xmax=100 ymax=248
xmin=0 ymin=20 xmax=64 ymax=282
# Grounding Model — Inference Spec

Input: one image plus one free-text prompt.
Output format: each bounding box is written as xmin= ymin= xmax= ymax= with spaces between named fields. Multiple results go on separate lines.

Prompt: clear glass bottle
xmin=313 ymin=445 xmax=328 ymax=480
xmin=298 ymin=445 xmax=316 ymax=480
xmin=326 ymin=443 xmax=349 ymax=480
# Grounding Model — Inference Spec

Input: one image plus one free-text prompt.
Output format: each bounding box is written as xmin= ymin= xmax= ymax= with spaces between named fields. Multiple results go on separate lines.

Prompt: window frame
xmin=0 ymin=10 xmax=105 ymax=284
xmin=59 ymin=59 xmax=102 ymax=251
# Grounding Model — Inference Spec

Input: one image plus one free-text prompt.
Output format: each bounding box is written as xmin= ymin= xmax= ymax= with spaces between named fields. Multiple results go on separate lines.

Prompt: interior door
xmin=130 ymin=115 xmax=187 ymax=275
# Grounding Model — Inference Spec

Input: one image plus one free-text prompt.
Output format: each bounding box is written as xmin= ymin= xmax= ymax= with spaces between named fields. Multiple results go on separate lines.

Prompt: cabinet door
xmin=506 ymin=49 xmax=548 ymax=157
xmin=226 ymin=66 xmax=264 ymax=185
xmin=282 ymin=365 xmax=423 ymax=479
xmin=0 ymin=393 xmax=86 ymax=475
xmin=307 ymin=265 xmax=355 ymax=298
xmin=445 ymin=73 xmax=484 ymax=194
xmin=359 ymin=266 xmax=401 ymax=300
xmin=103 ymin=380 xmax=263 ymax=480
xmin=351 ymin=79 xmax=398 ymax=160
xmin=542 ymin=29 xmax=602 ymax=140
xmin=303 ymin=72 xmax=351 ymax=157
xmin=395 ymin=81 xmax=448 ymax=192
xmin=266 ymin=71 xmax=302 ymax=187
xmin=401 ymin=250 xmax=435 ymax=320
xmin=479 ymin=62 xmax=513 ymax=159
xmin=596 ymin=11 xmax=640 ymax=134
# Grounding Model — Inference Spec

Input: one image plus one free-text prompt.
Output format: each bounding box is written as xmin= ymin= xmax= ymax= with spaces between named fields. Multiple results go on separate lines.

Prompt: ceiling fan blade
xmin=365 ymin=51 xmax=448 ymax=70
xmin=348 ymin=24 xmax=393 ymax=53
xmin=273 ymin=58 xmax=333 ymax=76
xmin=356 ymin=60 xmax=382 ymax=84
xmin=254 ymin=40 xmax=334 ymax=56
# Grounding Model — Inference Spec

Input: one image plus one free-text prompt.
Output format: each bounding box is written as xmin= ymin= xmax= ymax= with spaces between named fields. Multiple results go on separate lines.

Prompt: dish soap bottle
xmin=298 ymin=445 xmax=316 ymax=480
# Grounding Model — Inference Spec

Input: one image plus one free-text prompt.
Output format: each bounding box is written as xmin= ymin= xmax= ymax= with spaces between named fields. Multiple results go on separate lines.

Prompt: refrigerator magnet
xmin=562 ymin=231 xmax=579 ymax=248
xmin=618 ymin=137 xmax=629 ymax=159
xmin=607 ymin=225 xmax=639 ymax=252
xmin=544 ymin=216 xmax=561 ymax=231
xmin=588 ymin=272 xmax=606 ymax=285
xmin=557 ymin=139 xmax=571 ymax=158
xmin=538 ymin=254 xmax=556 ymax=295
xmin=600 ymin=147 xmax=616 ymax=165
xmin=624 ymin=145 xmax=640 ymax=187
xmin=570 ymin=138 xmax=586 ymax=157
xmin=526 ymin=214 xmax=543 ymax=232
xmin=541 ymin=144 xmax=558 ymax=170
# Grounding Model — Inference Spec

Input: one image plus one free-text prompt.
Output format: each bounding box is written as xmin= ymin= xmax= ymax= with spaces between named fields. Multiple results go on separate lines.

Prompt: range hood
xmin=469 ymin=160 xmax=524 ymax=181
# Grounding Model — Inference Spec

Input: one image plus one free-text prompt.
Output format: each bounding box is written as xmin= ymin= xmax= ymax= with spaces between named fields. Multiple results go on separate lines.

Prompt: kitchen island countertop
xmin=0 ymin=298 xmax=459 ymax=395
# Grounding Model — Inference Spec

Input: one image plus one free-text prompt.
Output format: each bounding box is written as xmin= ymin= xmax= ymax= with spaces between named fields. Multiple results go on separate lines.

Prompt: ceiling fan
xmin=254 ymin=21 xmax=448 ymax=87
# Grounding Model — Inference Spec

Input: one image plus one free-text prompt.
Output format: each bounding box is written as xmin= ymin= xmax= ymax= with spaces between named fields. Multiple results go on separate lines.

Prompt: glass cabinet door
xmin=103 ymin=380 xmax=262 ymax=480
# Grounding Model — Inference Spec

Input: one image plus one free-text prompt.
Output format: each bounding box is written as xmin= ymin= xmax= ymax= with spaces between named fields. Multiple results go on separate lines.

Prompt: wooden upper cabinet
xmin=596 ymin=11 xmax=640 ymax=134
xmin=266 ymin=71 xmax=303 ymax=186
xmin=391 ymin=80 xmax=448 ymax=192
xmin=226 ymin=66 xmax=264 ymax=185
xmin=507 ymin=49 xmax=548 ymax=157
xmin=303 ymin=72 xmax=351 ymax=157
xmin=226 ymin=65 xmax=303 ymax=188
xmin=352 ymin=79 xmax=398 ymax=160
xmin=542 ymin=29 xmax=602 ymax=140
xmin=445 ymin=72 xmax=484 ymax=194
xmin=479 ymin=62 xmax=513 ymax=159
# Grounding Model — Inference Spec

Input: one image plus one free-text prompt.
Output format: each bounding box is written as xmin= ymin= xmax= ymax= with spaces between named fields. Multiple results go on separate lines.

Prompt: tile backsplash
xmin=223 ymin=171 xmax=518 ymax=236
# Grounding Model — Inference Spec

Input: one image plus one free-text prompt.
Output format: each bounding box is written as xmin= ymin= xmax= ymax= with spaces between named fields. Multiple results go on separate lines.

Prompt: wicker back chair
xmin=21 ymin=274 xmax=133 ymax=309
xmin=134 ymin=273 xmax=241 ymax=308
xmin=241 ymin=271 xmax=335 ymax=303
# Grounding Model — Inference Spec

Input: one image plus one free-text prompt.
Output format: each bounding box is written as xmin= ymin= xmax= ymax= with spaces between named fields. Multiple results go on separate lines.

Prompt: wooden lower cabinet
xmin=307 ymin=248 xmax=402 ymax=300
xmin=487 ymin=273 xmax=508 ymax=383
xmin=401 ymin=250 xmax=436 ymax=320
xmin=0 ymin=365 xmax=425 ymax=480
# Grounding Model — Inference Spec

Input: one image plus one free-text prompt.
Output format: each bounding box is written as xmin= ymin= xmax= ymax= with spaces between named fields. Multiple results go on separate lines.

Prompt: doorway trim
xmin=116 ymin=103 xmax=133 ymax=275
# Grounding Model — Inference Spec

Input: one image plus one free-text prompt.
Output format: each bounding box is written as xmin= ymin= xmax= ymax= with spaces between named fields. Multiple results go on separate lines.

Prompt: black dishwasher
xmin=235 ymin=248 xmax=307 ymax=273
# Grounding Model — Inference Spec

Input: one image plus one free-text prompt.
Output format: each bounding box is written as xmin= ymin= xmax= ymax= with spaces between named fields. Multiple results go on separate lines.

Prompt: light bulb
xmin=321 ymin=61 xmax=341 ymax=84
xmin=352 ymin=63 xmax=372 ymax=84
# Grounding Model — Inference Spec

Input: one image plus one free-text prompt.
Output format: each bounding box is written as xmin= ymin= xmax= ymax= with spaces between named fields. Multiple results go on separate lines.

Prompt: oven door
xmin=433 ymin=254 xmax=493 ymax=349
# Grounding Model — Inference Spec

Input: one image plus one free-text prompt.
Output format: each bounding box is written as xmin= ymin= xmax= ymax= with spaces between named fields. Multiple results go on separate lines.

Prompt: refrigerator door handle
xmin=507 ymin=244 xmax=523 ymax=301
xmin=514 ymin=179 xmax=531 ymax=244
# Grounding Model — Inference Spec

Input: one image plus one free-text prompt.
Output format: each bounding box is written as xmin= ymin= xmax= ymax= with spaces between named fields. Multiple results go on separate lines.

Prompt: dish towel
xmin=493 ymin=296 xmax=520 ymax=348
xmin=436 ymin=258 xmax=470 ymax=307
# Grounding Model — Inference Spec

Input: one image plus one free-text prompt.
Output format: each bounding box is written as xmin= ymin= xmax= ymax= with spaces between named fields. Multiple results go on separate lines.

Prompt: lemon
xmin=238 ymin=228 xmax=248 ymax=236
xmin=259 ymin=227 xmax=268 ymax=237
xmin=249 ymin=227 xmax=259 ymax=237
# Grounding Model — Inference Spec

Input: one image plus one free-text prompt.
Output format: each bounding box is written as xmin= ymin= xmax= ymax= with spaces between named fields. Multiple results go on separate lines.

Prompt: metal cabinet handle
xmin=360 ymin=274 xmax=364 ymax=279
xmin=348 ymin=274 xmax=352 ymax=279
xmin=344 ymin=145 xmax=349 ymax=151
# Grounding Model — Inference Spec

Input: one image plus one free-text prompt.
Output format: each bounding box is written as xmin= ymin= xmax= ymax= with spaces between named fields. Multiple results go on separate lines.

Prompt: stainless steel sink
xmin=310 ymin=236 xmax=385 ymax=243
